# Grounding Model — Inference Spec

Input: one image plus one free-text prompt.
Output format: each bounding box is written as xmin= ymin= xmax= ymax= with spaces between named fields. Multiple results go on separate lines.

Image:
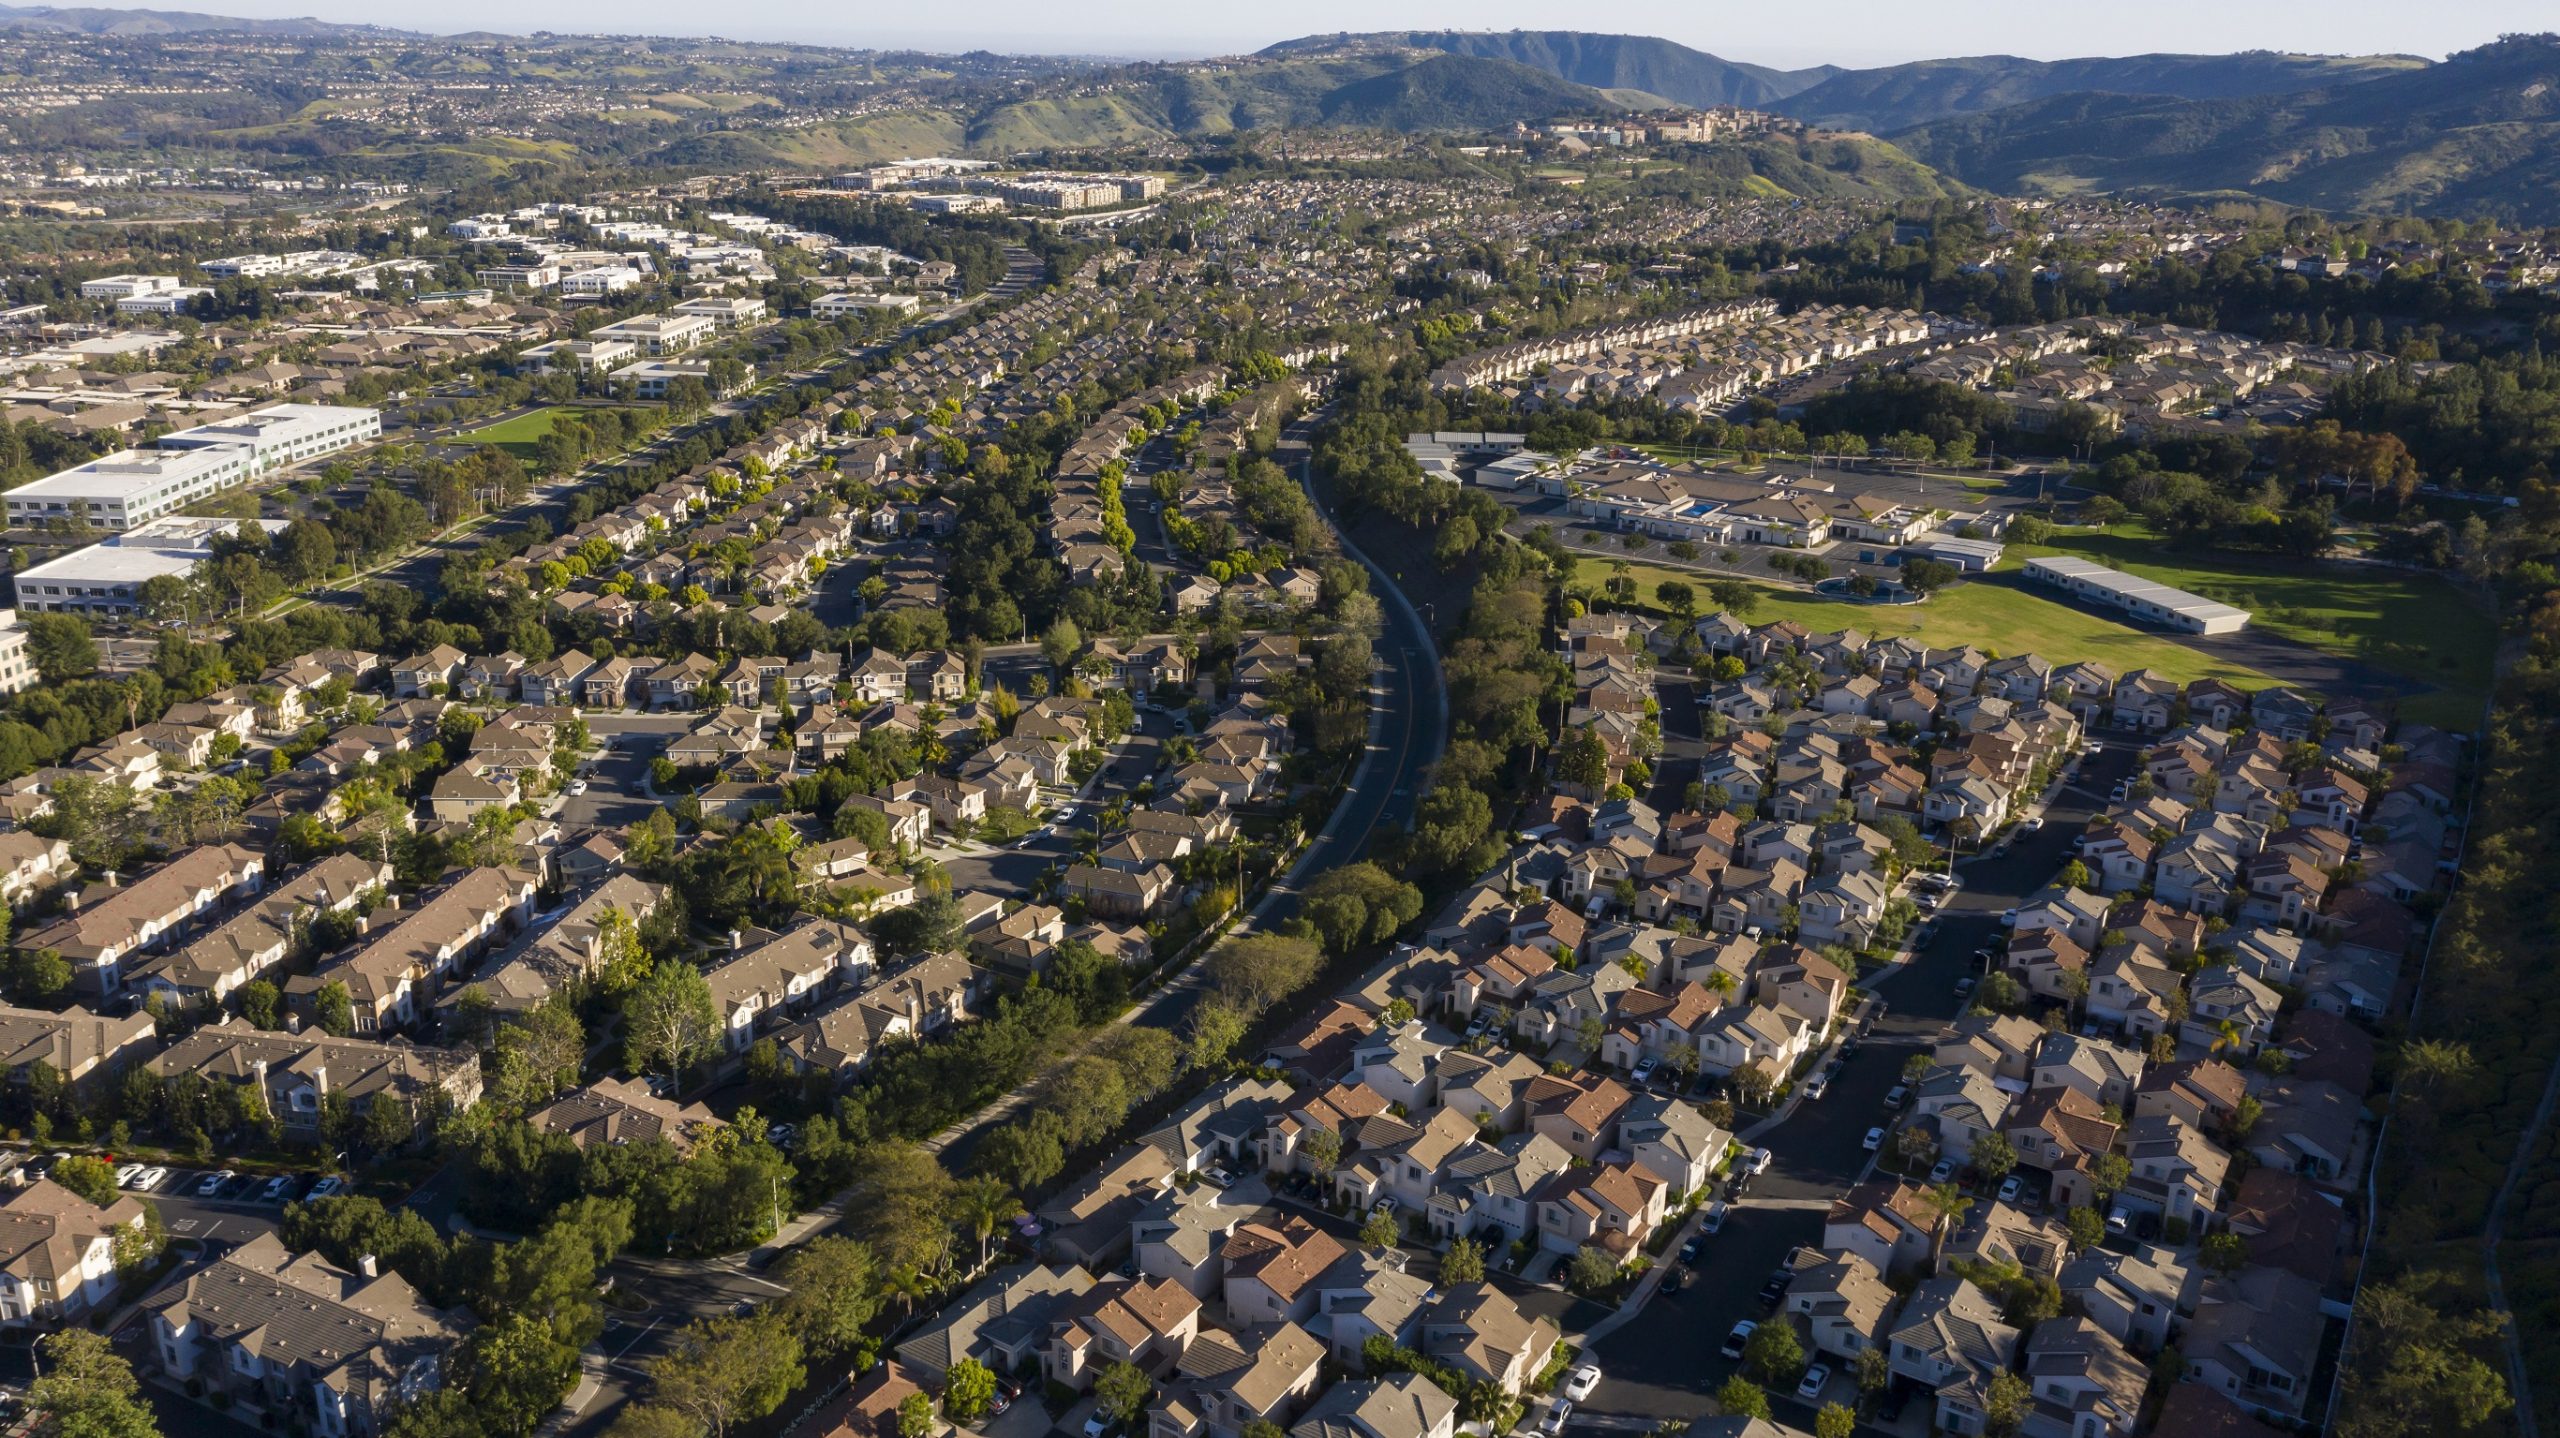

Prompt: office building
xmin=2023 ymin=556 xmax=2252 ymax=635
xmin=13 ymin=517 xmax=292 ymax=615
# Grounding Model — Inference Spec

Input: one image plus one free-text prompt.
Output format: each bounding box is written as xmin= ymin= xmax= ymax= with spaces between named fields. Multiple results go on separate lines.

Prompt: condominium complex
xmin=0 ymin=611 xmax=38 ymax=695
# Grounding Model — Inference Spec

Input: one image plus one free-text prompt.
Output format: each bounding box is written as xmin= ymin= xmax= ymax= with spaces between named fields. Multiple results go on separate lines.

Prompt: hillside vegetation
xmin=1778 ymin=49 xmax=2429 ymax=132
xmin=1260 ymin=30 xmax=1830 ymax=107
xmin=1896 ymin=35 xmax=2560 ymax=220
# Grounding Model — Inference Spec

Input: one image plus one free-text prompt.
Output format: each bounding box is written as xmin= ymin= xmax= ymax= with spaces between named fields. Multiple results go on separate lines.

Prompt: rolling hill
xmin=1315 ymin=55 xmax=1609 ymax=130
xmin=1259 ymin=30 xmax=1830 ymax=108
xmin=1777 ymin=49 xmax=2431 ymax=132
xmin=0 ymin=2 xmax=397 ymax=34
xmin=1895 ymin=34 xmax=2560 ymax=220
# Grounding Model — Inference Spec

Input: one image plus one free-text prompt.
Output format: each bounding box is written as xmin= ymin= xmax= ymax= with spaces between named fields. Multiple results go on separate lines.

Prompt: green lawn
xmin=459 ymin=407 xmax=572 ymax=459
xmin=2002 ymin=524 xmax=2495 ymax=728
xmin=1578 ymin=557 xmax=2279 ymax=688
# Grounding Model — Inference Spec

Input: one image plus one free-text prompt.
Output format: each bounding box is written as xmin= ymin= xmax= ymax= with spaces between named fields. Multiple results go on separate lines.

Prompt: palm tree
xmin=955 ymin=1175 xmax=1021 ymax=1272
xmin=1920 ymin=1182 xmax=1973 ymax=1268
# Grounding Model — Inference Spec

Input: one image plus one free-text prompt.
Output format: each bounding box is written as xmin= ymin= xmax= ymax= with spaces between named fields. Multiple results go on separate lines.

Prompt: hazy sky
xmin=117 ymin=0 xmax=2543 ymax=66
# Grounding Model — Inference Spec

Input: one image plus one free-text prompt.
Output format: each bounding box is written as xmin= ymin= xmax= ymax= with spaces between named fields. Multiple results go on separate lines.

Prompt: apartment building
xmin=0 ymin=611 xmax=39 ymax=694
xmin=0 ymin=1178 xmax=152 ymax=1325
xmin=146 ymin=1233 xmax=467 ymax=1436
xmin=147 ymin=1023 xmax=484 ymax=1132
xmin=18 ymin=842 xmax=268 ymax=996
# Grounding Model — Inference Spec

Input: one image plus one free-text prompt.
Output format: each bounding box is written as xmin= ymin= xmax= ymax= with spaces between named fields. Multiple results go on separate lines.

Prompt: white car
xmin=1802 ymin=1073 xmax=1829 ymax=1101
xmin=1796 ymin=1365 xmax=1832 ymax=1401
xmin=1998 ymin=1175 xmax=2024 ymax=1204
xmin=1929 ymin=1159 xmax=1957 ymax=1185
xmin=114 ymin=1163 xmax=145 ymax=1188
xmin=567 ymin=779 xmax=589 ymax=795
xmin=1744 ymin=1147 xmax=1773 ymax=1175
xmin=1720 ymin=1321 xmax=1757 ymax=1360
xmin=1630 ymin=1056 xmax=1659 ymax=1084
xmin=198 ymin=1170 xmax=235 ymax=1196
xmin=134 ymin=1166 xmax=169 ymax=1192
xmin=1539 ymin=1400 xmax=1572 ymax=1436
xmin=1562 ymin=1364 xmax=1602 ymax=1402
xmin=1863 ymin=1126 xmax=1886 ymax=1152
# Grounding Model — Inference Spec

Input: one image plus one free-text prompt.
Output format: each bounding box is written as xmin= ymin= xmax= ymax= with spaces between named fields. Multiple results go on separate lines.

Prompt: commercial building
xmin=2022 ymin=556 xmax=2252 ymax=635
xmin=814 ymin=291 xmax=921 ymax=319
xmin=13 ymin=516 xmax=292 ymax=615
xmin=590 ymin=312 xmax=715 ymax=356
xmin=78 ymin=274 xmax=181 ymax=301
xmin=673 ymin=295 xmax=768 ymax=327
xmin=558 ymin=265 xmax=642 ymax=298
xmin=6 ymin=403 xmax=379 ymax=531
xmin=518 ymin=336 xmax=638 ymax=373
xmin=0 ymin=611 xmax=37 ymax=694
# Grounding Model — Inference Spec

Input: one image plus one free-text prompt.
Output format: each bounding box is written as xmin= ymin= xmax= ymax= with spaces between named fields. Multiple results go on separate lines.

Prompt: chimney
xmin=729 ymin=928 xmax=743 ymax=952
xmin=357 ymin=1254 xmax=377 ymax=1279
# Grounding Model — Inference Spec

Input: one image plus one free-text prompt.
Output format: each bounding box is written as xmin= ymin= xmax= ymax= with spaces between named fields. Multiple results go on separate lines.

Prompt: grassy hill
xmin=1260 ymin=30 xmax=1830 ymax=108
xmin=0 ymin=2 xmax=399 ymax=34
xmin=1779 ymin=49 xmax=2429 ymax=132
xmin=1316 ymin=55 xmax=1606 ymax=130
xmin=1895 ymin=34 xmax=2560 ymax=220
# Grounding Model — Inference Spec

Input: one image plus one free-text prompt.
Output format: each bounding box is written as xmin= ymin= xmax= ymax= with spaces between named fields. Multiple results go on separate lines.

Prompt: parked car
xmin=1201 ymin=1166 xmax=1235 ymax=1189
xmin=1630 ymin=1056 xmax=1659 ymax=1085
xmin=260 ymin=1175 xmax=294 ymax=1203
xmin=134 ymin=1166 xmax=170 ymax=1192
xmin=1929 ymin=1159 xmax=1957 ymax=1185
xmin=1885 ymin=1085 xmax=1908 ymax=1108
xmin=1701 ymin=1201 xmax=1729 ymax=1235
xmin=2106 ymin=1205 xmax=2132 ymax=1234
xmin=567 ymin=779 xmax=589 ymax=795
xmin=1679 ymin=1236 xmax=1706 ymax=1266
xmin=1802 ymin=1073 xmax=1829 ymax=1101
xmin=1538 ymin=1400 xmax=1572 ymax=1436
xmin=1563 ymin=1365 xmax=1602 ymax=1402
xmin=1863 ymin=1126 xmax=1886 ymax=1152
xmin=1954 ymin=976 xmax=1976 ymax=998
xmin=1083 ymin=1413 xmax=1114 ymax=1438
xmin=1744 ymin=1147 xmax=1773 ymax=1175
xmin=1998 ymin=1175 xmax=2024 ymax=1204
xmin=1796 ymin=1365 xmax=1832 ymax=1401
xmin=1721 ymin=1321 xmax=1757 ymax=1360
xmin=305 ymin=1176 xmax=343 ymax=1200
xmin=113 ymin=1163 xmax=145 ymax=1189
xmin=197 ymin=1170 xmax=234 ymax=1196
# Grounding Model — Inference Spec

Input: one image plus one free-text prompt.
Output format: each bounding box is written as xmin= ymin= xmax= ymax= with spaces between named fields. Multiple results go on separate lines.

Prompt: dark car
xmin=1679 ymin=1236 xmax=1706 ymax=1266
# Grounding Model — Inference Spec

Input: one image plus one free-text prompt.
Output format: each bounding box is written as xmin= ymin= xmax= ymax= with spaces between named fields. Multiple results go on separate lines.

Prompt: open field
xmin=459 ymin=407 xmax=572 ymax=459
xmin=2002 ymin=524 xmax=2495 ymax=728
xmin=1576 ymin=558 xmax=2280 ymax=688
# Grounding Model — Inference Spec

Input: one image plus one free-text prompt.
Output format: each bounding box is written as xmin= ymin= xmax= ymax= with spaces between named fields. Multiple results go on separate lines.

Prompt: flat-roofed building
xmin=2023 ymin=556 xmax=2251 ymax=635
xmin=591 ymin=312 xmax=716 ymax=356
xmin=6 ymin=403 xmax=378 ymax=531
xmin=13 ymin=516 xmax=292 ymax=615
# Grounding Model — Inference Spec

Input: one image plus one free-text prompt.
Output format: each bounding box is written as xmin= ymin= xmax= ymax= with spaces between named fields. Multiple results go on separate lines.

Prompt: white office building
xmin=813 ymin=291 xmax=920 ymax=319
xmin=673 ymin=295 xmax=768 ymax=327
xmin=520 ymin=337 xmax=639 ymax=373
xmin=14 ymin=517 xmax=292 ymax=615
xmin=611 ymin=359 xmax=719 ymax=400
xmin=115 ymin=288 xmax=213 ymax=315
xmin=6 ymin=403 xmax=379 ymax=531
xmin=2023 ymin=555 xmax=2252 ymax=635
xmin=155 ymin=403 xmax=382 ymax=473
xmin=0 ymin=611 xmax=37 ymax=695
xmin=590 ymin=312 xmax=715 ymax=356
xmin=78 ymin=274 xmax=182 ymax=301
xmin=559 ymin=266 xmax=642 ymax=298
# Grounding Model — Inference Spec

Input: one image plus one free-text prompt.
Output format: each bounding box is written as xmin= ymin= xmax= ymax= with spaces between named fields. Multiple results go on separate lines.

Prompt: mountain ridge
xmin=1775 ymin=49 xmax=2433 ymax=132
xmin=0 ymin=2 xmax=404 ymax=35
xmin=1257 ymin=30 xmax=1832 ymax=108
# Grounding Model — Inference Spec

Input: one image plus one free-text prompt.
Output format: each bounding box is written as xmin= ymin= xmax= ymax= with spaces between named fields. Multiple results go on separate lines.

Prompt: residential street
xmin=1576 ymin=736 xmax=2141 ymax=1429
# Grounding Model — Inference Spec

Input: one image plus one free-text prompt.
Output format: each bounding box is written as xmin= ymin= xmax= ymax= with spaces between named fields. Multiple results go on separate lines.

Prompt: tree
xmin=1900 ymin=558 xmax=1961 ymax=593
xmin=28 ymin=1328 xmax=156 ymax=1438
xmin=897 ymin=1392 xmax=935 ymax=1438
xmin=1715 ymin=1375 xmax=1769 ymax=1420
xmin=1040 ymin=619 xmax=1082 ymax=673
xmin=455 ymin=1313 xmax=580 ymax=1437
xmin=2064 ymin=1206 xmax=2106 ymax=1251
xmin=1743 ymin=1317 xmax=1804 ymax=1384
xmin=1359 ymin=1208 xmax=1400 ymax=1248
xmin=1970 ymin=1132 xmax=2018 ymax=1185
xmin=1984 ymin=1370 xmax=2030 ymax=1437
xmin=22 ymin=613 xmax=97 ymax=683
xmin=491 ymin=1001 xmax=585 ymax=1109
xmin=625 ymin=960 xmax=720 ymax=1086
xmin=2199 ymin=1231 xmax=2250 ymax=1275
xmin=1441 ymin=1237 xmax=1485 ymax=1284
xmin=1555 ymin=725 xmax=1609 ymax=793
xmin=1203 ymin=934 xmax=1322 ymax=1009
xmin=1185 ymin=1001 xmax=1250 ymax=1070
xmin=647 ymin=1313 xmax=806 ymax=1438
xmin=1816 ymin=1402 xmax=1856 ymax=1438
xmin=1095 ymin=1361 xmax=1153 ymax=1423
xmin=1854 ymin=1346 xmax=1890 ymax=1403
xmin=773 ymin=1236 xmax=880 ymax=1360
xmin=941 ymin=1358 xmax=998 ymax=1425
xmin=1300 ymin=1127 xmax=1343 ymax=1174
xmin=238 ymin=979 xmax=283 ymax=1030
xmin=2089 ymin=1153 xmax=2131 ymax=1199
xmin=314 ymin=980 xmax=356 ymax=1037
xmin=1920 ymin=1183 xmax=1973 ymax=1266
xmin=954 ymin=1174 xmax=1021 ymax=1270
xmin=52 ymin=1155 xmax=121 ymax=1207
xmin=2335 ymin=1272 xmax=2513 ymax=1438
xmin=1566 ymin=1245 xmax=1619 ymax=1293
